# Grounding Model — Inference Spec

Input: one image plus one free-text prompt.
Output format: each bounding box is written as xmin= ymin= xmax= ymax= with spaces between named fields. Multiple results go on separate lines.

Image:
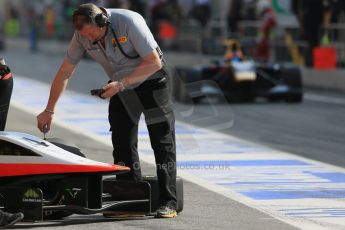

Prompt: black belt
xmin=146 ymin=56 xmax=168 ymax=81
xmin=147 ymin=68 xmax=167 ymax=81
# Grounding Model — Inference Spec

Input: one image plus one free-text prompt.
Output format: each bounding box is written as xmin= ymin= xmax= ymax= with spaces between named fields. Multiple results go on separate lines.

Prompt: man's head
xmin=73 ymin=3 xmax=109 ymax=41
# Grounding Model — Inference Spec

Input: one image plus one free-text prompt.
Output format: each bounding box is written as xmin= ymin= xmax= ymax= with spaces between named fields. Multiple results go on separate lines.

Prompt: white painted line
xmin=305 ymin=93 xmax=345 ymax=105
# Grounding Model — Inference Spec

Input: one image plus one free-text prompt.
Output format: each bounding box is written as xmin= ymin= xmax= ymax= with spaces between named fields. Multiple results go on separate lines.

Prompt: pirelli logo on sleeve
xmin=112 ymin=37 xmax=128 ymax=45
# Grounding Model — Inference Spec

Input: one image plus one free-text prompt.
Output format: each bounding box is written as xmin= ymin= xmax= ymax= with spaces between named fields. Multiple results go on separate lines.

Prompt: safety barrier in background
xmin=173 ymin=19 xmax=345 ymax=68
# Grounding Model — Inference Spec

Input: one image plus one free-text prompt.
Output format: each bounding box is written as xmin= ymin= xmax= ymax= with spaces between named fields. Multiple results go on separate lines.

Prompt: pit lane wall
xmin=5 ymin=37 xmax=345 ymax=93
xmin=301 ymin=67 xmax=345 ymax=92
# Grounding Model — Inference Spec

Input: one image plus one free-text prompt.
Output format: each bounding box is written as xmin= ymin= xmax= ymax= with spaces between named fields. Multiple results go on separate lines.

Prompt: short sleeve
xmin=128 ymin=13 xmax=158 ymax=57
xmin=65 ymin=32 xmax=85 ymax=65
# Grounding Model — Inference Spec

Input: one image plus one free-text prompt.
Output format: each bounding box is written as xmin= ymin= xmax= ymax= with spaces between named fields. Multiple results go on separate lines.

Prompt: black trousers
xmin=0 ymin=210 xmax=6 ymax=226
xmin=0 ymin=77 xmax=13 ymax=131
xmin=108 ymin=72 xmax=177 ymax=207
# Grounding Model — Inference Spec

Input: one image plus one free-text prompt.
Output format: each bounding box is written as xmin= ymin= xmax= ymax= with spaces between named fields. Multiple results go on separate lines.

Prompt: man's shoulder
xmin=106 ymin=8 xmax=143 ymax=22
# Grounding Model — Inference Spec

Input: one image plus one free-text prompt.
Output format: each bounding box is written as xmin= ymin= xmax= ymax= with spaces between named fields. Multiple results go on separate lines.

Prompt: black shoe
xmin=0 ymin=212 xmax=24 ymax=228
xmin=155 ymin=205 xmax=177 ymax=218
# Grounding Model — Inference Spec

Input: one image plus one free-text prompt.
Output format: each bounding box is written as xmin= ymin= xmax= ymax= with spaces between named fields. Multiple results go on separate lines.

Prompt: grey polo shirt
xmin=65 ymin=9 xmax=159 ymax=82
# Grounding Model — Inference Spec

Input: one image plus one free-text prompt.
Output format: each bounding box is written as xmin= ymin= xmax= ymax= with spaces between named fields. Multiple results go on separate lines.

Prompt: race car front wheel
xmin=280 ymin=67 xmax=303 ymax=103
xmin=40 ymin=180 xmax=73 ymax=220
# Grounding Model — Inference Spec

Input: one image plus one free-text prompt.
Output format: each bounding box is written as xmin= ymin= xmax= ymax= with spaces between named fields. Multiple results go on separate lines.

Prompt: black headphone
xmin=73 ymin=6 xmax=109 ymax=28
xmin=94 ymin=8 xmax=109 ymax=27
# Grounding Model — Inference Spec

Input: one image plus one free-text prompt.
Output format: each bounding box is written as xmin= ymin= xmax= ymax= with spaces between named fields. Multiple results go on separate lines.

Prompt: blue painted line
xmin=221 ymin=181 xmax=332 ymax=185
xmin=175 ymin=130 xmax=205 ymax=134
xmin=97 ymin=131 xmax=111 ymax=136
xmin=177 ymin=160 xmax=310 ymax=167
xmin=287 ymin=212 xmax=345 ymax=215
xmin=306 ymin=172 xmax=345 ymax=183
xmin=276 ymin=208 xmax=345 ymax=219
xmin=240 ymin=189 xmax=345 ymax=200
xmin=279 ymin=208 xmax=345 ymax=211
xmin=286 ymin=215 xmax=345 ymax=218
xmin=175 ymin=125 xmax=206 ymax=134
xmin=279 ymin=208 xmax=318 ymax=211
xmin=320 ymin=209 xmax=345 ymax=211
xmin=138 ymin=130 xmax=149 ymax=134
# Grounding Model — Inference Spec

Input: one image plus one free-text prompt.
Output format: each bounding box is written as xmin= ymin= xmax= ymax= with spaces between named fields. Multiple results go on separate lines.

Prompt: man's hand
xmin=37 ymin=110 xmax=54 ymax=133
xmin=100 ymin=81 xmax=123 ymax=98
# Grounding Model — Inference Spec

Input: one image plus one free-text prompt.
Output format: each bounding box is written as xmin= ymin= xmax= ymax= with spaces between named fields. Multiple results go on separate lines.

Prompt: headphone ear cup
xmin=95 ymin=13 xmax=108 ymax=27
